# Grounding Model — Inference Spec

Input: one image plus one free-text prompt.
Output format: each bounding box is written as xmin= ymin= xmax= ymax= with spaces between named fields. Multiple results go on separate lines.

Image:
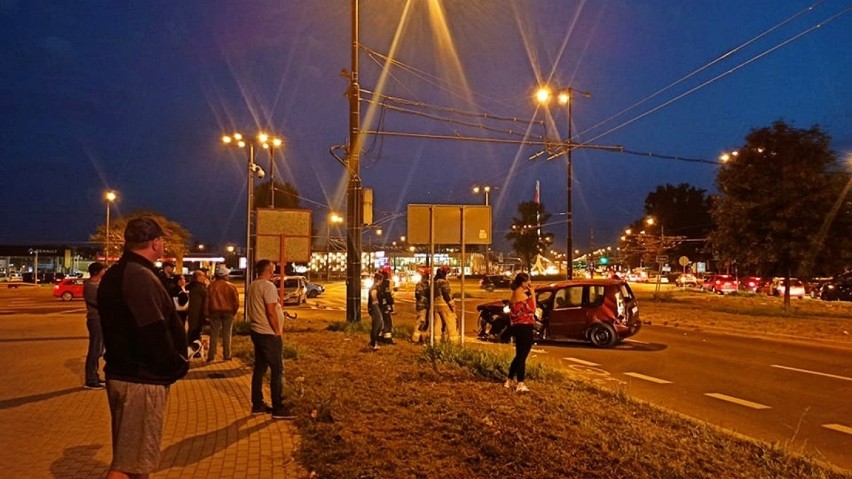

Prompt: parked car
xmin=675 ymin=273 xmax=698 ymax=287
xmin=805 ymin=277 xmax=833 ymax=299
xmin=479 ymin=274 xmax=512 ymax=292
xmin=273 ymin=275 xmax=307 ymax=305
xmin=305 ymin=281 xmax=325 ymax=298
xmin=53 ymin=277 xmax=86 ymax=301
xmin=763 ymin=278 xmax=805 ymax=298
xmin=476 ymin=279 xmax=641 ymax=348
xmin=819 ymin=272 xmax=852 ymax=302
xmin=740 ymin=276 xmax=765 ymax=293
xmin=701 ymin=274 xmax=739 ymax=294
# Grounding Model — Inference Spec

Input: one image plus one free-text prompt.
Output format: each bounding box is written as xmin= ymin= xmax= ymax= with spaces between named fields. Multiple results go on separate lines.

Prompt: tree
xmin=621 ymin=183 xmax=713 ymax=270
xmin=90 ymin=210 xmax=192 ymax=265
xmin=505 ymin=201 xmax=552 ymax=269
xmin=709 ymin=120 xmax=844 ymax=309
xmin=254 ymin=180 xmax=300 ymax=209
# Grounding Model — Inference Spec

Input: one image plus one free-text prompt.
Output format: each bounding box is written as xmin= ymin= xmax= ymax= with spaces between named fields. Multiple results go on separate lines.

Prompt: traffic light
xmin=598 ymin=256 xmax=608 ymax=265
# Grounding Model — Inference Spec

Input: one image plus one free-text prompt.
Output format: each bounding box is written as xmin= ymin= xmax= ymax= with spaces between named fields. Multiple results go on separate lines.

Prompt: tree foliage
xmin=505 ymin=201 xmax=552 ymax=269
xmin=621 ymin=183 xmax=713 ymax=270
xmin=254 ymin=180 xmax=300 ymax=209
xmin=710 ymin=120 xmax=847 ymax=283
xmin=90 ymin=210 xmax=191 ymax=263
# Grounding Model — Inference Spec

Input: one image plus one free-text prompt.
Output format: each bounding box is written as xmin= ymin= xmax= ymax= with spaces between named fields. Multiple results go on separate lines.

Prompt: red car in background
xmin=53 ymin=277 xmax=86 ymax=301
xmin=701 ymin=274 xmax=739 ymax=294
xmin=740 ymin=276 xmax=765 ymax=293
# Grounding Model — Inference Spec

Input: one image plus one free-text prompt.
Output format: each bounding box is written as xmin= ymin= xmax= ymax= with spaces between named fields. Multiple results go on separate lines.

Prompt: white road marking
xmin=822 ymin=424 xmax=852 ymax=435
xmin=623 ymin=372 xmax=672 ymax=384
xmin=704 ymin=393 xmax=771 ymax=410
xmin=770 ymin=364 xmax=852 ymax=382
xmin=562 ymin=357 xmax=600 ymax=366
xmin=624 ymin=339 xmax=648 ymax=344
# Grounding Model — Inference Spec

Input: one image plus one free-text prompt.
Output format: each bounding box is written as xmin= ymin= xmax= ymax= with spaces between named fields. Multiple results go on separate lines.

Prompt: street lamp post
xmin=535 ymin=86 xmax=591 ymax=280
xmin=472 ymin=185 xmax=496 ymax=274
xmin=222 ymin=132 xmax=271 ymax=288
xmin=104 ymin=191 xmax=117 ymax=265
xmin=327 ymin=212 xmax=344 ymax=282
xmin=260 ymin=133 xmax=284 ymax=208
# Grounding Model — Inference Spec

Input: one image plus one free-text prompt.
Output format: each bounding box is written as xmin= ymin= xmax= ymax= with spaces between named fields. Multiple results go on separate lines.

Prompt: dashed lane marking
xmin=822 ymin=424 xmax=852 ymax=435
xmin=704 ymin=393 xmax=771 ymax=410
xmin=562 ymin=357 xmax=600 ymax=367
xmin=623 ymin=372 xmax=672 ymax=384
xmin=770 ymin=364 xmax=852 ymax=382
xmin=624 ymin=339 xmax=648 ymax=345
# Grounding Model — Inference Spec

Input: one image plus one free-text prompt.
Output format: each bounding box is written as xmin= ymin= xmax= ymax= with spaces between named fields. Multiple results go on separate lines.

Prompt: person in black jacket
xmin=98 ymin=217 xmax=188 ymax=477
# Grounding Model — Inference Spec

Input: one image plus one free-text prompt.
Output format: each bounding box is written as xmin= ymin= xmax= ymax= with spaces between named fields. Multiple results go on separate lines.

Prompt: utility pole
xmin=345 ymin=0 xmax=363 ymax=322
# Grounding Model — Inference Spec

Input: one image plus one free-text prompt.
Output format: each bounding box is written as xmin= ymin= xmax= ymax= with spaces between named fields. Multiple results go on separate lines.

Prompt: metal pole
xmin=346 ymin=0 xmax=363 ymax=322
xmin=246 ymin=144 xmax=255 ymax=289
xmin=460 ymin=206 xmax=465 ymax=346
xmin=105 ymin=201 xmax=110 ymax=266
xmin=566 ymin=88 xmax=573 ymax=281
xmin=269 ymin=144 xmax=275 ymax=209
xmin=326 ymin=220 xmax=331 ymax=282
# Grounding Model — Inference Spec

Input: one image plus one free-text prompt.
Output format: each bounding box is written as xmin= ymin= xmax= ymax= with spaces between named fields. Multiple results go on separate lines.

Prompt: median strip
xmin=624 ymin=372 xmax=672 ymax=384
xmin=770 ymin=364 xmax=852 ymax=382
xmin=822 ymin=424 xmax=852 ymax=435
xmin=704 ymin=393 xmax=771 ymax=410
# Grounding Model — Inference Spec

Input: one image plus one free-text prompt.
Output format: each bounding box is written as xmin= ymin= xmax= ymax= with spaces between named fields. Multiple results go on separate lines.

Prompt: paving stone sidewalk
xmin=0 ymin=331 xmax=307 ymax=478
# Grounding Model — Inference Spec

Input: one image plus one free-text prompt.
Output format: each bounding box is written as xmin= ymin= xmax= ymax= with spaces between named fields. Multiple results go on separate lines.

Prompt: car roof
xmin=535 ymin=279 xmax=626 ymax=290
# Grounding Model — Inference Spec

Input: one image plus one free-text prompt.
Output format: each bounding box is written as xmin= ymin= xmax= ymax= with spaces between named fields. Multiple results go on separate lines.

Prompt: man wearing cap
xmin=98 ymin=217 xmax=189 ymax=478
xmin=206 ymin=265 xmax=240 ymax=362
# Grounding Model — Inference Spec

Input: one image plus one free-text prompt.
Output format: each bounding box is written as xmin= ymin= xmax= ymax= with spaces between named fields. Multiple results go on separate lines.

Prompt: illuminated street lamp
xmin=222 ymin=132 xmax=272 ymax=287
xmin=259 ymin=133 xmax=285 ymax=207
xmin=535 ymin=85 xmax=591 ymax=280
xmin=104 ymin=190 xmax=117 ymax=265
xmin=471 ymin=185 xmax=496 ymax=206
xmin=327 ymin=212 xmax=344 ymax=281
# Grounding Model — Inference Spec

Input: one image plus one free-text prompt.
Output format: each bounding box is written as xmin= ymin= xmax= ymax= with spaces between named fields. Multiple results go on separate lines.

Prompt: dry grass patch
xmin=231 ymin=314 xmax=849 ymax=479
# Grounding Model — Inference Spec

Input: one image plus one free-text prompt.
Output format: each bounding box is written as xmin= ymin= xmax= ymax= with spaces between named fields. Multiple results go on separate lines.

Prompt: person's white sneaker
xmin=515 ymin=382 xmax=530 ymax=393
xmin=503 ymin=379 xmax=515 ymax=389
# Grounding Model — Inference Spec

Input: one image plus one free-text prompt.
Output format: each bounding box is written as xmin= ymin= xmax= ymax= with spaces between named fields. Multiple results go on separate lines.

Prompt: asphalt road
xmin=4 ymin=281 xmax=851 ymax=472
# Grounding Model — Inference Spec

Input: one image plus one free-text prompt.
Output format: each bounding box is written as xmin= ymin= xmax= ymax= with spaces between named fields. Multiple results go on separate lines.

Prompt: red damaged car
xmin=476 ymin=279 xmax=641 ymax=348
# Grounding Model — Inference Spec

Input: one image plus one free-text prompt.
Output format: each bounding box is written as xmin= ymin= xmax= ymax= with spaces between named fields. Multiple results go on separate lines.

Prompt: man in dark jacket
xmin=98 ymin=217 xmax=189 ymax=477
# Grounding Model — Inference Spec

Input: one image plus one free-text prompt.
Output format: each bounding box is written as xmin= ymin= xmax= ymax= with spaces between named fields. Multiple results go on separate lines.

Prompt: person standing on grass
xmin=98 ymin=217 xmax=189 ymax=478
xmin=246 ymin=259 xmax=288 ymax=419
xmin=83 ymin=261 xmax=107 ymax=390
xmin=206 ymin=265 xmax=240 ymax=362
xmin=367 ymin=271 xmax=385 ymax=350
xmin=433 ymin=266 xmax=459 ymax=342
xmin=505 ymin=272 xmax=535 ymax=393
xmin=411 ymin=268 xmax=431 ymax=343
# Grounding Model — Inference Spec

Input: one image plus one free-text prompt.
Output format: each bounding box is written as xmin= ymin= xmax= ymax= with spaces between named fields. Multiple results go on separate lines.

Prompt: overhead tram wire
xmin=577 ymin=0 xmax=826 ymax=139
xmin=582 ymin=6 xmax=851 ymax=145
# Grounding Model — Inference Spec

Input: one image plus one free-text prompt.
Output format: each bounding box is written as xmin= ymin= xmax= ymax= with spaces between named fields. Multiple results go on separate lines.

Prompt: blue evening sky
xmin=1 ymin=1 xmax=849 ymax=252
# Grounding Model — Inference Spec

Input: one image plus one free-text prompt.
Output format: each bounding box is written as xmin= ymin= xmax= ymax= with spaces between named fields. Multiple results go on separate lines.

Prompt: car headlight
xmin=502 ymin=305 xmax=511 ymax=314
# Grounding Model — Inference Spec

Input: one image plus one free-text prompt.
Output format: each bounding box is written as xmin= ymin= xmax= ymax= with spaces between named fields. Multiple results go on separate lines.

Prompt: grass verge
xmin=233 ymin=316 xmax=849 ymax=479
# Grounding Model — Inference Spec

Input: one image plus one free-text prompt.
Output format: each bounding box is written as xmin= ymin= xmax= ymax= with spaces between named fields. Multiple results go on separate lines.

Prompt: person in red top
xmin=505 ymin=272 xmax=536 ymax=393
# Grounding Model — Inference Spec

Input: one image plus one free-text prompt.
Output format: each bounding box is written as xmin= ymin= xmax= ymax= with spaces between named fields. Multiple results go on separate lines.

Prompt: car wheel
xmin=588 ymin=323 xmax=617 ymax=348
xmin=308 ymin=291 xmax=318 ymax=298
xmin=61 ymin=291 xmax=73 ymax=301
xmin=486 ymin=285 xmax=495 ymax=292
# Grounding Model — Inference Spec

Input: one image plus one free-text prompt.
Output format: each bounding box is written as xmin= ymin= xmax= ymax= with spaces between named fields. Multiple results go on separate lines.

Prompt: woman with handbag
xmin=504 ymin=272 xmax=535 ymax=393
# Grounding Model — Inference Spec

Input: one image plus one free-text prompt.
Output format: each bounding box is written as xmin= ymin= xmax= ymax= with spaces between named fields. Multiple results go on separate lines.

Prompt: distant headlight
xmin=502 ymin=305 xmax=511 ymax=314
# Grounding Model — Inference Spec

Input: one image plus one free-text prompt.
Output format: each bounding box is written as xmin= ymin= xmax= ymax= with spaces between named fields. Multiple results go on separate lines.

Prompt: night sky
xmin=1 ymin=1 xmax=849 ymax=253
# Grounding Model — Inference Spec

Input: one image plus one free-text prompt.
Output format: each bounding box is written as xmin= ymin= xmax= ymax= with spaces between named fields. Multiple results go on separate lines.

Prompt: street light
xmin=327 ymin=212 xmax=344 ymax=281
xmin=368 ymin=228 xmax=382 ymax=273
xmin=471 ymin=185 xmax=496 ymax=206
xmin=535 ymin=85 xmax=591 ymax=280
xmin=104 ymin=190 xmax=117 ymax=265
xmin=260 ymin=133 xmax=285 ymax=207
xmin=222 ymin=132 xmax=272 ymax=287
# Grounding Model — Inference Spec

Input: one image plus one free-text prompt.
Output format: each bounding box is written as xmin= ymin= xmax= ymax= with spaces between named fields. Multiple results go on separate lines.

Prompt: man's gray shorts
xmin=106 ymin=379 xmax=170 ymax=474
